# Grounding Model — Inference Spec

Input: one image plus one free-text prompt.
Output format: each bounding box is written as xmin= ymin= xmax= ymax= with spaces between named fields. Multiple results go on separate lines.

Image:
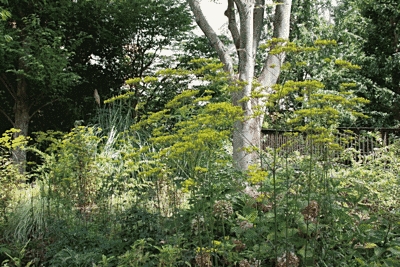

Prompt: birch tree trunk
xmin=187 ymin=0 xmax=292 ymax=170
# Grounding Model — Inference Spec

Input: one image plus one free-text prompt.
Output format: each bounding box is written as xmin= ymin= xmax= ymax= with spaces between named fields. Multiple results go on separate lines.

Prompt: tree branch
xmin=0 ymin=73 xmax=17 ymax=100
xmin=253 ymin=0 xmax=265 ymax=55
xmin=29 ymin=98 xmax=60 ymax=120
xmin=232 ymin=0 xmax=255 ymax=112
xmin=233 ymin=0 xmax=255 ymax=76
xmin=225 ymin=0 xmax=240 ymax=50
xmin=272 ymin=0 xmax=291 ymax=40
xmin=140 ymin=47 xmax=160 ymax=76
xmin=0 ymin=108 xmax=15 ymax=127
xmin=187 ymin=0 xmax=234 ymax=76
xmin=258 ymin=0 xmax=292 ymax=88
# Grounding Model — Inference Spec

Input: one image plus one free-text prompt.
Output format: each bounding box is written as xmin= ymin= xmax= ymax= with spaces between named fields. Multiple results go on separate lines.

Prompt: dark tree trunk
xmin=12 ymin=73 xmax=30 ymax=174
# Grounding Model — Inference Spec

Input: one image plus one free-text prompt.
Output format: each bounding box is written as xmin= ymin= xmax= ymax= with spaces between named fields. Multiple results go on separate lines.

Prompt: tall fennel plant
xmin=256 ymin=40 xmax=370 ymax=264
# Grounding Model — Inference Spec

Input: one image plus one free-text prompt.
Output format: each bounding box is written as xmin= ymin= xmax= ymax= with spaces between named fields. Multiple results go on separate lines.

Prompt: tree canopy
xmin=0 ymin=0 xmax=192 ymax=169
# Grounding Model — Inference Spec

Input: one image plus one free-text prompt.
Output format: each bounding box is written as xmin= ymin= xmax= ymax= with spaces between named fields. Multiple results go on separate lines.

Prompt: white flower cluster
xmin=276 ymin=251 xmax=299 ymax=267
xmin=191 ymin=215 xmax=205 ymax=235
xmin=239 ymin=258 xmax=261 ymax=267
xmin=212 ymin=200 xmax=233 ymax=220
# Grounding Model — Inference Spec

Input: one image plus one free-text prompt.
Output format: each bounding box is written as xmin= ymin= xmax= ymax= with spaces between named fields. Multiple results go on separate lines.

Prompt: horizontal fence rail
xmin=261 ymin=127 xmax=400 ymax=157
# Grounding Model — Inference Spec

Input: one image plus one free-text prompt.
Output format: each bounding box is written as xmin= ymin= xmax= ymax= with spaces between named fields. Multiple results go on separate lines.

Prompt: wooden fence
xmin=261 ymin=127 xmax=400 ymax=156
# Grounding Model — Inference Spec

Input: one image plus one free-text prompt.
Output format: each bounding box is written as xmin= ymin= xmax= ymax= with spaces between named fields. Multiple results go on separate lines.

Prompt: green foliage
xmin=49 ymin=248 xmax=100 ymax=267
xmin=154 ymin=243 xmax=183 ymax=267
xmin=266 ymin=40 xmax=369 ymax=136
xmin=360 ymin=0 xmax=400 ymax=125
xmin=331 ymin=141 xmax=400 ymax=265
xmin=0 ymin=129 xmax=29 ymax=150
xmin=101 ymin=58 xmax=232 ymax=127
xmin=0 ymin=129 xmax=27 ymax=222
xmin=1 ymin=106 xmax=399 ymax=267
xmin=4 ymin=195 xmax=47 ymax=245
xmin=288 ymin=0 xmax=399 ymax=127
xmin=337 ymin=141 xmax=400 ymax=211
xmin=34 ymin=127 xmax=103 ymax=210
xmin=70 ymin=0 xmax=193 ymax=131
xmin=328 ymin=0 xmax=400 ymax=126
xmin=1 ymin=241 xmax=34 ymax=267
xmin=0 ymin=0 xmax=193 ymax=136
xmin=0 ymin=7 xmax=11 ymax=21
xmin=117 ymin=239 xmax=153 ymax=267
xmin=0 ymin=0 xmax=81 ymax=110
xmin=1 ymin=45 xmax=400 ymax=267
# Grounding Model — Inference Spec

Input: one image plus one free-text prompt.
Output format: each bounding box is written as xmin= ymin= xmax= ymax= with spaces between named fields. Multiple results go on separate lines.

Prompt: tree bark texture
xmin=12 ymin=69 xmax=30 ymax=174
xmin=187 ymin=0 xmax=292 ymax=170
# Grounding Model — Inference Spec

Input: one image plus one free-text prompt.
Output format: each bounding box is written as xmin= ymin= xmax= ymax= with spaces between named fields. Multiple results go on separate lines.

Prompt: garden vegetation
xmin=1 ymin=0 xmax=400 ymax=266
xmin=1 ymin=47 xmax=400 ymax=266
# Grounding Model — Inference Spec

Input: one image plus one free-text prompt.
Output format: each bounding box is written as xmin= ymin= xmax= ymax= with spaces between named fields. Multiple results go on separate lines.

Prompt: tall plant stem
xmin=285 ymin=155 xmax=289 ymax=256
xmin=272 ymin=142 xmax=278 ymax=259
xmin=304 ymin=137 xmax=314 ymax=262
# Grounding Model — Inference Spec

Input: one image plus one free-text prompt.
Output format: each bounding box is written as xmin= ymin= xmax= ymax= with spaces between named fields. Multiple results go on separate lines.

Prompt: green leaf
xmin=387 ymin=246 xmax=400 ymax=256
xmin=364 ymin=242 xmax=377 ymax=249
xmin=279 ymin=228 xmax=299 ymax=238
xmin=4 ymin=34 xmax=12 ymax=42
xmin=297 ymin=245 xmax=314 ymax=259
xmin=373 ymin=246 xmax=385 ymax=257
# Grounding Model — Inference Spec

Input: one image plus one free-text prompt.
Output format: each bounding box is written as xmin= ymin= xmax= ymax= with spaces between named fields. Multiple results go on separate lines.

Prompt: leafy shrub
xmin=49 ymin=248 xmax=100 ymax=267
xmin=0 ymin=129 xmax=27 ymax=222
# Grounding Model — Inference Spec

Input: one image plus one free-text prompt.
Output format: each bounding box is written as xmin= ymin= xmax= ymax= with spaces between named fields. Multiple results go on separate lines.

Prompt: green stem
xmin=285 ymin=154 xmax=289 ymax=256
xmin=273 ymin=142 xmax=278 ymax=259
xmin=304 ymin=136 xmax=314 ymax=262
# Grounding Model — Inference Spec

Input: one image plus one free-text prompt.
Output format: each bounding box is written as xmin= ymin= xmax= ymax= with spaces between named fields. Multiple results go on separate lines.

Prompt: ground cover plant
xmin=1 ymin=56 xmax=400 ymax=267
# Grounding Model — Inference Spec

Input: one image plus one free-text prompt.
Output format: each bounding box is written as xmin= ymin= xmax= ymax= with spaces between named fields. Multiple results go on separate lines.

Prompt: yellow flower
xmin=194 ymin=166 xmax=208 ymax=173
xmin=247 ymin=165 xmax=268 ymax=185
xmin=182 ymin=178 xmax=196 ymax=193
xmin=212 ymin=240 xmax=221 ymax=247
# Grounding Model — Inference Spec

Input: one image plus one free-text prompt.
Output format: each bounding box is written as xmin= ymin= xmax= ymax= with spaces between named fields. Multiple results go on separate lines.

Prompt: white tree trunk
xmin=187 ymin=0 xmax=292 ymax=170
xmin=232 ymin=0 xmax=258 ymax=169
xmin=257 ymin=0 xmax=292 ymax=123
